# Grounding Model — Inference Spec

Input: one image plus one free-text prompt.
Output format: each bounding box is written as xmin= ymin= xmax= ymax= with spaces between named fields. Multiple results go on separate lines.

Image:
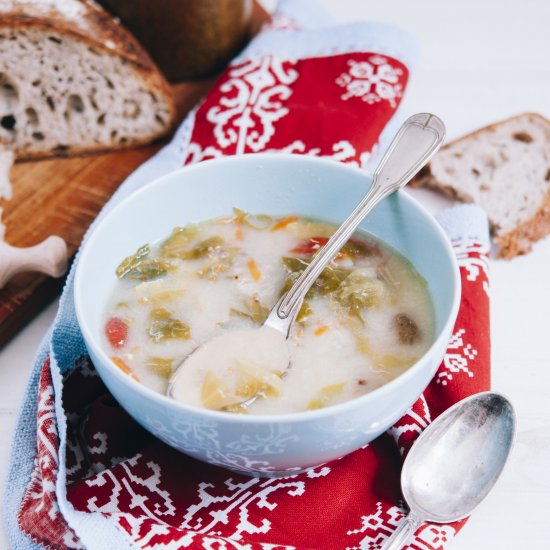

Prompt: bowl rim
xmin=74 ymin=153 xmax=461 ymax=425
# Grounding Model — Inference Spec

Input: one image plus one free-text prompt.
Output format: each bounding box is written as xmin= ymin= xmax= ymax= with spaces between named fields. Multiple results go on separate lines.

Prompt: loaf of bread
xmin=412 ymin=113 xmax=550 ymax=258
xmin=0 ymin=0 xmax=176 ymax=159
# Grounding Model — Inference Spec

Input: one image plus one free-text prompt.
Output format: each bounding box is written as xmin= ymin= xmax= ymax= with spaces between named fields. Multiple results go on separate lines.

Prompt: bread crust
xmin=411 ymin=113 xmax=550 ymax=258
xmin=0 ymin=0 xmax=176 ymax=159
xmin=0 ymin=0 xmax=157 ymax=69
xmin=411 ymin=166 xmax=472 ymax=202
xmin=496 ymin=189 xmax=550 ymax=258
xmin=3 ymin=132 xmax=165 ymax=162
xmin=413 ymin=112 xmax=549 ymax=158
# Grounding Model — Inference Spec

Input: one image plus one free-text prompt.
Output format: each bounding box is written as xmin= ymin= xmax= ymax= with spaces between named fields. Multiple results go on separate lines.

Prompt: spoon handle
xmin=381 ymin=512 xmax=424 ymax=550
xmin=266 ymin=113 xmax=445 ymax=332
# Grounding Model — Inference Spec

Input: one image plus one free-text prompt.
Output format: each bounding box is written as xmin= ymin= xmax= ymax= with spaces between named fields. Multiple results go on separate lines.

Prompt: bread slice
xmin=0 ymin=0 xmax=176 ymax=159
xmin=412 ymin=113 xmax=550 ymax=258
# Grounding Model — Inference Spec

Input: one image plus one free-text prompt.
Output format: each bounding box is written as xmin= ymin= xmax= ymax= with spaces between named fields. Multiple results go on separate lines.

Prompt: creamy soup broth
xmin=103 ymin=210 xmax=435 ymax=414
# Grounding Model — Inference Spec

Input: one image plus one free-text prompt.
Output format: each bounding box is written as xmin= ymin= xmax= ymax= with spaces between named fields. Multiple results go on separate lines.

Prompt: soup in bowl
xmin=104 ymin=213 xmax=435 ymax=414
xmin=74 ymin=154 xmax=460 ymax=476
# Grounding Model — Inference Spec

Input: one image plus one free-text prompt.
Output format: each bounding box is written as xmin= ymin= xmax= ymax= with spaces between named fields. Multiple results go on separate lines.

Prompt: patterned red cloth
xmin=182 ymin=53 xmax=407 ymax=166
xmin=15 ymin=18 xmax=490 ymax=550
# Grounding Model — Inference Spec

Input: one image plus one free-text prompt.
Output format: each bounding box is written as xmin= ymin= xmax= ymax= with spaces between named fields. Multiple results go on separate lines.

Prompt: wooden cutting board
xmin=0 ymin=3 xmax=268 ymax=348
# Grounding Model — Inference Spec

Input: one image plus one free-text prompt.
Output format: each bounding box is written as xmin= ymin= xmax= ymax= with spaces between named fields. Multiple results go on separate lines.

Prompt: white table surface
xmin=1 ymin=0 xmax=550 ymax=548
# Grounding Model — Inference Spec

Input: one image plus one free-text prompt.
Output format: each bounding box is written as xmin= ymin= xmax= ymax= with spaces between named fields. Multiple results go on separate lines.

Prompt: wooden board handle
xmin=0 ymin=236 xmax=68 ymax=289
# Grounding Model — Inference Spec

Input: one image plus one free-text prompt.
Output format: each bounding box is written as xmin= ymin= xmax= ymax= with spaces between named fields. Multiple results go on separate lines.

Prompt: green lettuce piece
xmin=186 ymin=237 xmax=224 ymax=259
xmin=160 ymin=225 xmax=200 ymax=256
xmin=335 ymin=269 xmax=387 ymax=320
xmin=281 ymin=257 xmax=351 ymax=297
xmin=146 ymin=356 xmax=174 ymax=378
xmin=148 ymin=308 xmax=190 ymax=343
xmin=116 ymin=244 xmax=150 ymax=278
xmin=230 ymin=297 xmax=269 ymax=324
xmin=124 ymin=260 xmax=172 ymax=281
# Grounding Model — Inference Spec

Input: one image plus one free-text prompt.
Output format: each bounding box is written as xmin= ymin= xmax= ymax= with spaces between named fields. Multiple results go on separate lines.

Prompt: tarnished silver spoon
xmin=382 ymin=391 xmax=516 ymax=550
xmin=168 ymin=113 xmax=446 ymax=408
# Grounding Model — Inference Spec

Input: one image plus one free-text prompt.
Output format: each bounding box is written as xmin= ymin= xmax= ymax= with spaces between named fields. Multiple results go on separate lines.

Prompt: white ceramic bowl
xmin=74 ymin=154 xmax=460 ymax=477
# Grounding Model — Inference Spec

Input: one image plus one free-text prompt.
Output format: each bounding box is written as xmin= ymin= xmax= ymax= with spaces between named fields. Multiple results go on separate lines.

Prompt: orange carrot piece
xmin=112 ymin=356 xmax=130 ymax=373
xmin=314 ymin=325 xmax=329 ymax=336
xmin=270 ymin=216 xmax=298 ymax=231
xmin=111 ymin=357 xmax=140 ymax=382
xmin=247 ymin=259 xmax=261 ymax=281
xmin=235 ymin=228 xmax=244 ymax=240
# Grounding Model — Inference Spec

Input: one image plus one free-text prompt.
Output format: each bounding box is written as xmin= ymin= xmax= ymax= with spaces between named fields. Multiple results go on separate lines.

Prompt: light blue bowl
xmin=74 ymin=154 xmax=460 ymax=477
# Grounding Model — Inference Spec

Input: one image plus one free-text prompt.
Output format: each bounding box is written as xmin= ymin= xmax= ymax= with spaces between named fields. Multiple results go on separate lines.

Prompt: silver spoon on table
xmin=381 ymin=392 xmax=516 ymax=550
xmin=168 ymin=113 xmax=446 ymax=407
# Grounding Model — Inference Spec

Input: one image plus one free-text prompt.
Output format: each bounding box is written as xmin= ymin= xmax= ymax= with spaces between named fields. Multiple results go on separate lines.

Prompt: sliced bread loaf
xmin=0 ymin=0 xmax=176 ymax=159
xmin=412 ymin=113 xmax=550 ymax=258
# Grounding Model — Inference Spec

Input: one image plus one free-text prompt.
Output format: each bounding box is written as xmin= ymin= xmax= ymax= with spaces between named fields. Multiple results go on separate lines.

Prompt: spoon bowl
xmin=383 ymin=392 xmax=516 ymax=549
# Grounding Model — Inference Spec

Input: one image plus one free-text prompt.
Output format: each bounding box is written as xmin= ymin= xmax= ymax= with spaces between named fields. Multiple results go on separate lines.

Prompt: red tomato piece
xmin=290 ymin=236 xmax=329 ymax=255
xmin=105 ymin=317 xmax=128 ymax=349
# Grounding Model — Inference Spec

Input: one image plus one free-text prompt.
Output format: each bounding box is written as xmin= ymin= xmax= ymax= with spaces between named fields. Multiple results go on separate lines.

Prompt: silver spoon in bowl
xmin=168 ymin=113 xmax=446 ymax=408
xmin=381 ymin=391 xmax=516 ymax=550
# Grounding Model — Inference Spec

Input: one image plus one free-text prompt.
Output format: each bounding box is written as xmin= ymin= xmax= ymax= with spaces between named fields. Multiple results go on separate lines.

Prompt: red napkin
xmin=15 ymin=13 xmax=490 ymax=550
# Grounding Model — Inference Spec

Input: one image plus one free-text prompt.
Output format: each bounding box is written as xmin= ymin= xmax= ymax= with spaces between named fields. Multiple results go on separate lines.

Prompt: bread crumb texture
xmin=0 ymin=0 xmax=174 ymax=158
xmin=413 ymin=113 xmax=550 ymax=258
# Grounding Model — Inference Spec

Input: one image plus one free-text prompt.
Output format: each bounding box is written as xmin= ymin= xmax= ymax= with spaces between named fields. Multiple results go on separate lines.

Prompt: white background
xmin=1 ymin=0 xmax=550 ymax=548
